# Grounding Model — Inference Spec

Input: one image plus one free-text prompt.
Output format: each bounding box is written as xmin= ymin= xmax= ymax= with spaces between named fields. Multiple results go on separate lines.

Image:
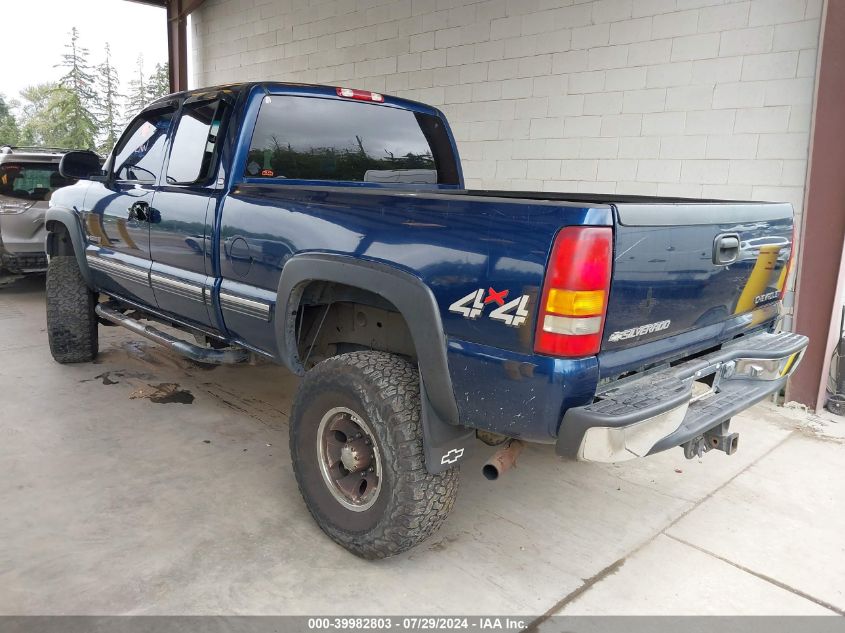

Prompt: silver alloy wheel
xmin=316 ymin=406 xmax=382 ymax=512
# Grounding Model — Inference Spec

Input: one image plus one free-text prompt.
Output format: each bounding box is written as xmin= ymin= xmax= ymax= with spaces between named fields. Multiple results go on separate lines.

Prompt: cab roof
xmin=148 ymin=81 xmax=442 ymax=118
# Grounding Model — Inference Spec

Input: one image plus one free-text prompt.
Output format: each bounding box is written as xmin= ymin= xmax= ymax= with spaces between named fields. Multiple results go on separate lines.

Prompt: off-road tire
xmin=290 ymin=351 xmax=459 ymax=559
xmin=46 ymin=255 xmax=98 ymax=363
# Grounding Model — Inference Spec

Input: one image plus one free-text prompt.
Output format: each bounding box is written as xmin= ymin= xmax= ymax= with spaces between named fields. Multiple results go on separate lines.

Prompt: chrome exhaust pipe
xmin=482 ymin=439 xmax=524 ymax=481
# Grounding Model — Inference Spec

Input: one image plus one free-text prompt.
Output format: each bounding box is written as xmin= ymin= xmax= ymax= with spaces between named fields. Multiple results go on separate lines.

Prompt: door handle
xmin=713 ymin=233 xmax=740 ymax=265
xmin=128 ymin=201 xmax=149 ymax=223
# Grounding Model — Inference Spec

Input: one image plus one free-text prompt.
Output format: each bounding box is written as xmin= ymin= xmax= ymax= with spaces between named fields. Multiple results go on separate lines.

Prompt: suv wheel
xmin=289 ymin=351 xmax=459 ymax=559
xmin=46 ymin=255 xmax=99 ymax=363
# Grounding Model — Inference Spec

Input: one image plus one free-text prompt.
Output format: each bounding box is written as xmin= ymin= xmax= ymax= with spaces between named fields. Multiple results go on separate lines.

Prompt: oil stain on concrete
xmin=130 ymin=382 xmax=195 ymax=405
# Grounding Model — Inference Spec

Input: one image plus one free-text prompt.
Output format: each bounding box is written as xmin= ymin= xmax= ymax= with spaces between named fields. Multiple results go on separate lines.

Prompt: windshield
xmin=0 ymin=162 xmax=77 ymax=201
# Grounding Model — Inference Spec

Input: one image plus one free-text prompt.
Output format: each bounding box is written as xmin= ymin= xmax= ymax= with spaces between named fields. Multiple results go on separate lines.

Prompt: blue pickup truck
xmin=47 ymin=82 xmax=808 ymax=558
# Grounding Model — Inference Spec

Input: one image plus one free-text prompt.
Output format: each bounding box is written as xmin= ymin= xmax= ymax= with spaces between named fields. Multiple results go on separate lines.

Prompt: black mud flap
xmin=421 ymin=383 xmax=474 ymax=474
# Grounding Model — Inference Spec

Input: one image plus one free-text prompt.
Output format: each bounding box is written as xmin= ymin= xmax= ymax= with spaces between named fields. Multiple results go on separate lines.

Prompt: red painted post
xmin=787 ymin=0 xmax=845 ymax=410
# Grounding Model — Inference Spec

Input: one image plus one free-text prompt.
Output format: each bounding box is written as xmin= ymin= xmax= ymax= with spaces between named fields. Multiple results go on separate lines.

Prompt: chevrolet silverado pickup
xmin=46 ymin=82 xmax=808 ymax=558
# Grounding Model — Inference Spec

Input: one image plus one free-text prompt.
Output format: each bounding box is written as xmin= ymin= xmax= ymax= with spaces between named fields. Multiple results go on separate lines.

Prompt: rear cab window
xmin=244 ymin=94 xmax=459 ymax=186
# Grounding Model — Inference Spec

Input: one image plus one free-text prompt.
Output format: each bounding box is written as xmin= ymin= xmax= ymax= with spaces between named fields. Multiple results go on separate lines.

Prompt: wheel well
xmin=45 ymin=220 xmax=75 ymax=256
xmin=294 ymin=281 xmax=415 ymax=369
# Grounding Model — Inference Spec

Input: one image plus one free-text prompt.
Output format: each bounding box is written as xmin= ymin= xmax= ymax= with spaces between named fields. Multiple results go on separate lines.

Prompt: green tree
xmin=95 ymin=43 xmax=122 ymax=154
xmin=57 ymin=27 xmax=96 ymax=102
xmin=0 ymin=95 xmax=20 ymax=146
xmin=147 ymin=62 xmax=170 ymax=102
xmin=18 ymin=83 xmax=64 ymax=146
xmin=125 ymin=54 xmax=148 ymax=122
xmin=18 ymin=83 xmax=95 ymax=149
xmin=53 ymin=27 xmax=97 ymax=149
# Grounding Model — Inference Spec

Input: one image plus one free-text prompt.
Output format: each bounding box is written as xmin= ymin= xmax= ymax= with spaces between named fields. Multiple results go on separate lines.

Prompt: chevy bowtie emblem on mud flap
xmin=449 ymin=288 xmax=531 ymax=327
xmin=440 ymin=448 xmax=465 ymax=465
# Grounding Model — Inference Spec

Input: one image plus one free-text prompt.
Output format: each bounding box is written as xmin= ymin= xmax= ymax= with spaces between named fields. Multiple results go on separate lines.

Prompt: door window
xmin=166 ymin=100 xmax=227 ymax=185
xmin=112 ymin=107 xmax=175 ymax=183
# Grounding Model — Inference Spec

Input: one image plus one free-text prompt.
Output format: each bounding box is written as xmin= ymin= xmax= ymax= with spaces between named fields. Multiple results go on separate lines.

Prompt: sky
xmin=0 ymin=0 xmax=181 ymax=103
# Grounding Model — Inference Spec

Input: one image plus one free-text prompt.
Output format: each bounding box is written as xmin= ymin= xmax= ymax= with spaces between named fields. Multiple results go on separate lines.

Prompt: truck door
xmin=149 ymin=97 xmax=229 ymax=328
xmin=83 ymin=104 xmax=176 ymax=306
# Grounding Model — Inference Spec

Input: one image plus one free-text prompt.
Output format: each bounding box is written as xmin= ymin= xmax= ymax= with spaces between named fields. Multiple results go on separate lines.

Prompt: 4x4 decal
xmin=449 ymin=287 xmax=531 ymax=327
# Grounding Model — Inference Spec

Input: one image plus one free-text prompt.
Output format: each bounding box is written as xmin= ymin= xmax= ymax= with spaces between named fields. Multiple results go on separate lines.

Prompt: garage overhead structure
xmin=125 ymin=0 xmax=206 ymax=93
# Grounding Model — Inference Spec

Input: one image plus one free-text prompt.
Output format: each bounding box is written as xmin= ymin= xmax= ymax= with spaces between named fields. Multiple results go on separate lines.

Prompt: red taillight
xmin=534 ymin=227 xmax=613 ymax=357
xmin=336 ymin=87 xmax=384 ymax=102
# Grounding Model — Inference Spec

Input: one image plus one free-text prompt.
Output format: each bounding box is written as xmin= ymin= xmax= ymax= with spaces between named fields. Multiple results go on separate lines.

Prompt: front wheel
xmin=289 ymin=351 xmax=459 ymax=559
xmin=46 ymin=255 xmax=98 ymax=363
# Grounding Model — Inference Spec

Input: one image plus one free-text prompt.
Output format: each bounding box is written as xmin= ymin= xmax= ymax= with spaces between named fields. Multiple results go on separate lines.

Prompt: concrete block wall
xmin=191 ymin=0 xmax=820 ymax=216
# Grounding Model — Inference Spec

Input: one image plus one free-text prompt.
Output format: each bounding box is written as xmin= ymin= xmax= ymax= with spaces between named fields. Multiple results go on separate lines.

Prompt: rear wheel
xmin=46 ymin=255 xmax=98 ymax=363
xmin=289 ymin=351 xmax=459 ymax=559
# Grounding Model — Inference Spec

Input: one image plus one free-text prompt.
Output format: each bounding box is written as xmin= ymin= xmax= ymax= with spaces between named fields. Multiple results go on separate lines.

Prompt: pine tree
xmin=54 ymin=27 xmax=97 ymax=149
xmin=18 ymin=83 xmax=73 ymax=147
xmin=57 ymin=27 xmax=96 ymax=102
xmin=0 ymin=95 xmax=20 ymax=146
xmin=51 ymin=87 xmax=98 ymax=149
xmin=95 ymin=43 xmax=122 ymax=154
xmin=125 ymin=54 xmax=148 ymax=122
xmin=147 ymin=62 xmax=171 ymax=102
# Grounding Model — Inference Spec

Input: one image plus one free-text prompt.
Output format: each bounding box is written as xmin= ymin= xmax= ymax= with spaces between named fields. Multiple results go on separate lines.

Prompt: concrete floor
xmin=0 ymin=276 xmax=843 ymax=617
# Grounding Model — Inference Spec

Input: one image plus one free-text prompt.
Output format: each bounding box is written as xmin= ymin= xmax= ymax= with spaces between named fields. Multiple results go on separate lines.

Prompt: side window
xmin=244 ymin=96 xmax=459 ymax=185
xmin=112 ymin=107 xmax=175 ymax=183
xmin=166 ymin=100 xmax=226 ymax=185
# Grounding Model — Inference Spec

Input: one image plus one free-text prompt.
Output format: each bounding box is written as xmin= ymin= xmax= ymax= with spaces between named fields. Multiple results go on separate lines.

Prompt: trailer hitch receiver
xmin=683 ymin=421 xmax=739 ymax=459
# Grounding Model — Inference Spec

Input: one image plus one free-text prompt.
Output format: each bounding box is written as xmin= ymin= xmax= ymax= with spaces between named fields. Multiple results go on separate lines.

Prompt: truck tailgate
xmin=602 ymin=202 xmax=793 ymax=353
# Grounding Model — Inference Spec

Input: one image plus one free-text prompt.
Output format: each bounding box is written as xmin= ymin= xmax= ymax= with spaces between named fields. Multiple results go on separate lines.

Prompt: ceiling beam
xmin=121 ymin=0 xmax=207 ymax=92
xmin=123 ymin=0 xmax=167 ymax=7
xmin=171 ymin=0 xmax=207 ymax=92
xmin=167 ymin=0 xmax=189 ymax=93
xmin=177 ymin=0 xmax=207 ymax=19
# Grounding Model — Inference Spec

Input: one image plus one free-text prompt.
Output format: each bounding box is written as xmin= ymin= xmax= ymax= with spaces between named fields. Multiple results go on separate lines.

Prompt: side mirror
xmin=59 ymin=151 xmax=105 ymax=180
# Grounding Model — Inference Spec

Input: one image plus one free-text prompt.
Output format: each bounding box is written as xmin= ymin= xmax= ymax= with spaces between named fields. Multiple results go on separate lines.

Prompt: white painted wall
xmin=191 ymin=0 xmax=820 ymax=217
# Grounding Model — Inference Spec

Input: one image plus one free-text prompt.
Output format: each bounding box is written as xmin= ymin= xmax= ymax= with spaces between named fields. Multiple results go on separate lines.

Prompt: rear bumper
xmin=0 ymin=249 xmax=48 ymax=273
xmin=0 ymin=214 xmax=48 ymax=273
xmin=556 ymin=331 xmax=808 ymax=462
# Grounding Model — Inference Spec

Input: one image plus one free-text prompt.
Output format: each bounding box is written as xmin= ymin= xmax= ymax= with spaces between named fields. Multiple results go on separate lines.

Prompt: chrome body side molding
xmin=219 ymin=291 xmax=272 ymax=321
xmin=87 ymin=254 xmax=149 ymax=286
xmin=150 ymin=272 xmax=206 ymax=303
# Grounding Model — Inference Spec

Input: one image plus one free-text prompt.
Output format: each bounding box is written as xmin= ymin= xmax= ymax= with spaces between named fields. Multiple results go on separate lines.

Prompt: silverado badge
xmin=608 ymin=319 xmax=672 ymax=342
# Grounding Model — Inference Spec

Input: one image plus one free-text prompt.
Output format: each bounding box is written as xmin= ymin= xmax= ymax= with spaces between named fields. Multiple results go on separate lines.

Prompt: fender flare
xmin=44 ymin=207 xmax=92 ymax=287
xmin=276 ymin=253 xmax=473 ymax=473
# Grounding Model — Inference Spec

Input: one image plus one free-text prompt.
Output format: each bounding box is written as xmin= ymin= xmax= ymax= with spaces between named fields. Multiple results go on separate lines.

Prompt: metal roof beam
xmin=163 ymin=0 xmax=207 ymax=92
xmin=123 ymin=0 xmax=168 ymax=7
xmin=120 ymin=0 xmax=207 ymax=92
